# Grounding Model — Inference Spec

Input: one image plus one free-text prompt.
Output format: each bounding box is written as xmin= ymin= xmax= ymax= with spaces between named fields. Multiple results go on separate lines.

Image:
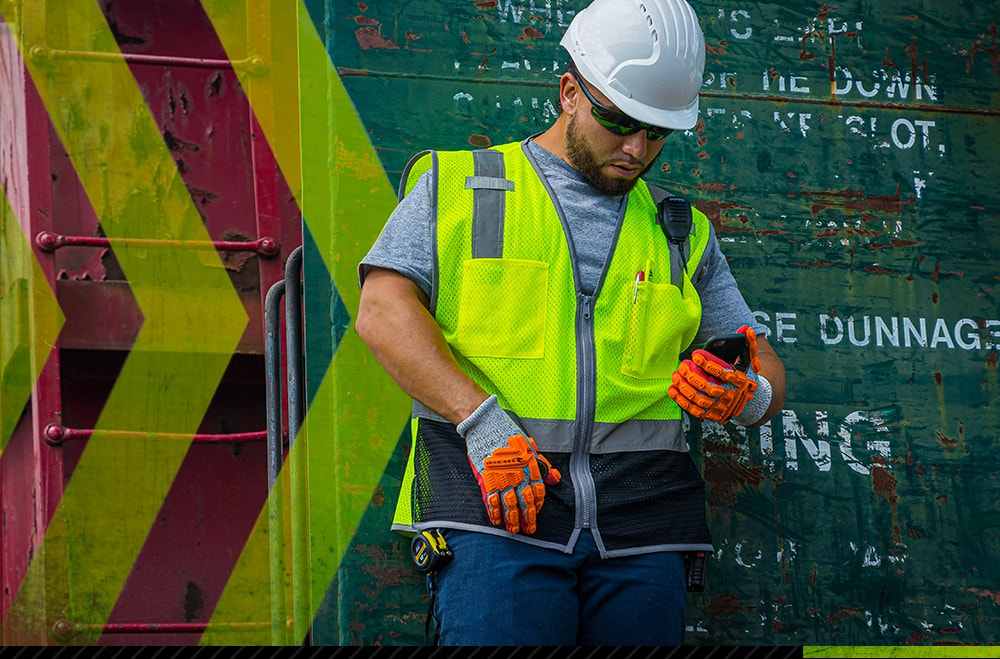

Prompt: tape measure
xmin=410 ymin=529 xmax=453 ymax=574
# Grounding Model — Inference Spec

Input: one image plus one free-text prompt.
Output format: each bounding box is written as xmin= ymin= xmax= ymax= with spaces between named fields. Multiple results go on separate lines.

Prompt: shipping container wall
xmin=314 ymin=0 xmax=1000 ymax=646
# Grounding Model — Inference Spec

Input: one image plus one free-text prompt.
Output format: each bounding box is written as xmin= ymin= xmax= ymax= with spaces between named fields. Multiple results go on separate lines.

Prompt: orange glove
xmin=458 ymin=396 xmax=561 ymax=535
xmin=668 ymin=326 xmax=762 ymax=424
xmin=475 ymin=434 xmax=561 ymax=534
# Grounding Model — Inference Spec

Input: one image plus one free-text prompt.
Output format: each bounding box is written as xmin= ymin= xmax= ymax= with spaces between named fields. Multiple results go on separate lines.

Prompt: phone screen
xmin=703 ymin=334 xmax=747 ymax=366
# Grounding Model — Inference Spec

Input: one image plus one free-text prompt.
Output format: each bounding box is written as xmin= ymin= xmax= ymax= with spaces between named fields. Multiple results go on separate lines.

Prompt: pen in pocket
xmin=633 ymin=270 xmax=644 ymax=303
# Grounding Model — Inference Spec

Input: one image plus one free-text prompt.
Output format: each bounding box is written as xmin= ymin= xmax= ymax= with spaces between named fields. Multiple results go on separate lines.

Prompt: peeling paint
xmin=356 ymin=26 xmax=398 ymax=50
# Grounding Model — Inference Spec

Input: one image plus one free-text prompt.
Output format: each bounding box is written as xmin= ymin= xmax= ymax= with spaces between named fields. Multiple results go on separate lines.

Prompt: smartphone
xmin=703 ymin=333 xmax=749 ymax=371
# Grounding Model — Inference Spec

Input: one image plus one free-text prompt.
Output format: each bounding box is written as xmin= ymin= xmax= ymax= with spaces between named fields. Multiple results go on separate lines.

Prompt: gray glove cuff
xmin=457 ymin=395 xmax=524 ymax=469
xmin=732 ymin=372 xmax=772 ymax=427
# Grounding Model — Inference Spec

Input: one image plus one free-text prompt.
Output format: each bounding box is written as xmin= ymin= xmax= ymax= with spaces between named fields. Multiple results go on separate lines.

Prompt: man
xmin=355 ymin=0 xmax=786 ymax=646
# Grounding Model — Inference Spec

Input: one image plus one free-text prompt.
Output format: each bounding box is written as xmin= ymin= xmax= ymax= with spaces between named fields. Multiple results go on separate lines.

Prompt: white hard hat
xmin=560 ymin=0 xmax=705 ymax=130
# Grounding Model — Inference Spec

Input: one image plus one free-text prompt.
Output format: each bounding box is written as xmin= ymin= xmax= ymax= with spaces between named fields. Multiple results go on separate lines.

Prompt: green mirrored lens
xmin=574 ymin=71 xmax=671 ymax=141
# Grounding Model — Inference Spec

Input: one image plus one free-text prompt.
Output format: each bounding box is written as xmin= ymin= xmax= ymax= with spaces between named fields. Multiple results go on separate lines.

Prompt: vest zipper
xmin=572 ymin=293 xmax=598 ymax=529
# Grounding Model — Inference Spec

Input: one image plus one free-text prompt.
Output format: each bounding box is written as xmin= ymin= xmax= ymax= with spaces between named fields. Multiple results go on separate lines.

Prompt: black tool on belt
xmin=685 ymin=551 xmax=707 ymax=592
xmin=410 ymin=529 xmax=453 ymax=574
xmin=411 ymin=529 xmax=454 ymax=646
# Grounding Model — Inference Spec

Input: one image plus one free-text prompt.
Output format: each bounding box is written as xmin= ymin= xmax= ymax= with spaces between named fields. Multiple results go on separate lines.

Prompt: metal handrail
xmin=42 ymin=424 xmax=267 ymax=446
xmin=35 ymin=231 xmax=279 ymax=257
xmin=262 ymin=245 xmax=305 ymax=645
xmin=282 ymin=247 xmax=310 ymax=645
xmin=28 ymin=44 xmax=268 ymax=75
xmin=264 ymin=279 xmax=287 ymax=489
xmin=284 ymin=247 xmax=304 ymax=448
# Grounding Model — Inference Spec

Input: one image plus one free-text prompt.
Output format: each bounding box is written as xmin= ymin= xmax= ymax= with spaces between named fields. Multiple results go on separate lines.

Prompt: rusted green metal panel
xmin=304 ymin=0 xmax=1000 ymax=645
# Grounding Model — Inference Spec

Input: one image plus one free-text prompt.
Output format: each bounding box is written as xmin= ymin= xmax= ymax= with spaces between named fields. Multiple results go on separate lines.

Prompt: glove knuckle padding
xmin=677 ymin=395 xmax=705 ymax=418
xmin=486 ymin=492 xmax=502 ymax=525
xmin=701 ymin=383 xmax=724 ymax=400
xmin=502 ymin=490 xmax=520 ymax=531
xmin=521 ymin=494 xmax=537 ymax=533
xmin=692 ymin=352 xmax=727 ymax=380
xmin=677 ymin=380 xmax=695 ymax=399
xmin=677 ymin=364 xmax=723 ymax=402
xmin=683 ymin=367 xmax=708 ymax=390
xmin=483 ymin=468 xmax=521 ymax=491
xmin=532 ymin=483 xmax=546 ymax=509
xmin=694 ymin=391 xmax=715 ymax=408
xmin=519 ymin=478 xmax=535 ymax=507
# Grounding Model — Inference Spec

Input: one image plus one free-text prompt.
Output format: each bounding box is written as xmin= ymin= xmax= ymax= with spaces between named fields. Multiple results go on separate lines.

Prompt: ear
xmin=558 ymin=71 xmax=580 ymax=115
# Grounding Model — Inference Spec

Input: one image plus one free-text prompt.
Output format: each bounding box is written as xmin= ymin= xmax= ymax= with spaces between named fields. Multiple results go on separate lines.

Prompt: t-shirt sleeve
xmin=357 ymin=171 xmax=435 ymax=299
xmin=691 ymin=223 xmax=768 ymax=351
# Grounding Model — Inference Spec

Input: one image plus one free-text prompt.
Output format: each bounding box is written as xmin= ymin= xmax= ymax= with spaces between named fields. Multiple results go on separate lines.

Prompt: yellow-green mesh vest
xmin=391 ymin=142 xmax=714 ymax=555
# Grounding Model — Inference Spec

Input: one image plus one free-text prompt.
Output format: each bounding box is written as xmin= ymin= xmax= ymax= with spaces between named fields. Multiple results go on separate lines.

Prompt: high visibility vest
xmin=392 ymin=141 xmax=715 ymax=555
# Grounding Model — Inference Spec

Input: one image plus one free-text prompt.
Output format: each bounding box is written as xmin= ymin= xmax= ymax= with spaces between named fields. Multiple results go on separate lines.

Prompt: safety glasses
xmin=570 ymin=70 xmax=673 ymax=141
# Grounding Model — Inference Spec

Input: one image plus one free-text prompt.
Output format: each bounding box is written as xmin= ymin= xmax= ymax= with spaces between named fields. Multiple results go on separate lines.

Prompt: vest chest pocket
xmin=622 ymin=281 xmax=700 ymax=379
xmin=455 ymin=259 xmax=548 ymax=359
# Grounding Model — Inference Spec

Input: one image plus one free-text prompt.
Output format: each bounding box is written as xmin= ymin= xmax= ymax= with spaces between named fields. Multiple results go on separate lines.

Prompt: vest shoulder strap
xmin=398 ymin=149 xmax=437 ymax=201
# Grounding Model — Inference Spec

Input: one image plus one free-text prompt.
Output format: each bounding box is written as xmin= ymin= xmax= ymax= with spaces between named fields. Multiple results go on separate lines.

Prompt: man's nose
xmin=620 ymin=131 xmax=649 ymax=160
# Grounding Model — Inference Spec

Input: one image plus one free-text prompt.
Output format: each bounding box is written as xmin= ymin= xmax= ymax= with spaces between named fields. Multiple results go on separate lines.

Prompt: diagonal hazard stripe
xmin=200 ymin=0 xmax=410 ymax=644
xmin=3 ymin=0 xmax=247 ymax=643
xmin=0 ymin=185 xmax=64 ymax=454
xmin=805 ymin=648 xmax=1000 ymax=658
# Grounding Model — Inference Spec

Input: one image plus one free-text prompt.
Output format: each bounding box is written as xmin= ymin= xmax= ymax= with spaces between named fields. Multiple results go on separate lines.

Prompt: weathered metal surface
xmin=0 ymin=0 xmax=295 ymax=645
xmin=312 ymin=0 xmax=1000 ymax=646
xmin=0 ymin=2 xmax=66 ymax=643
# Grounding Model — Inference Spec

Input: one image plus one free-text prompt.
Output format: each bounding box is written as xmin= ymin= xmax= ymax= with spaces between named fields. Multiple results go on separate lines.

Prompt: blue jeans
xmin=428 ymin=529 xmax=687 ymax=646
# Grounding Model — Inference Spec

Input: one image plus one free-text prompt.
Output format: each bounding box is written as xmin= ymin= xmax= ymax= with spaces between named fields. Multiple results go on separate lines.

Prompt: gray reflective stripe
xmin=468 ymin=149 xmax=509 ymax=259
xmin=412 ymin=399 xmax=450 ymax=424
xmin=394 ymin=516 xmax=709 ymax=557
xmin=604 ymin=542 xmax=714 ymax=558
xmin=412 ymin=401 xmax=685 ymax=454
xmin=465 ymin=176 xmax=514 ymax=191
xmin=691 ymin=222 xmax=715 ymax=287
xmin=594 ymin=418 xmax=687 ymax=453
xmin=519 ymin=417 xmax=686 ymax=454
xmin=412 ymin=521 xmax=578 ymax=554
xmin=669 ymin=242 xmax=686 ymax=290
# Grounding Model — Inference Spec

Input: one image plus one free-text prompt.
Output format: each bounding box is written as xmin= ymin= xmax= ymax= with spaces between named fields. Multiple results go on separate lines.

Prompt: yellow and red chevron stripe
xmin=0 ymin=0 xmax=408 ymax=644
xmin=0 ymin=184 xmax=63 ymax=456
xmin=1 ymin=0 xmax=408 ymax=645
xmin=3 ymin=0 xmax=248 ymax=643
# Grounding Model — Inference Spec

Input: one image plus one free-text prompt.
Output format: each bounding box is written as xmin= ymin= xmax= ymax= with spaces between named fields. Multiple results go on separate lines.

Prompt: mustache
xmin=605 ymin=157 xmax=646 ymax=169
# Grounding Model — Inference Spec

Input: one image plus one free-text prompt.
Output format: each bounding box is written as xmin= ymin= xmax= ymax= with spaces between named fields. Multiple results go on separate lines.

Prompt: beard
xmin=565 ymin=112 xmax=657 ymax=196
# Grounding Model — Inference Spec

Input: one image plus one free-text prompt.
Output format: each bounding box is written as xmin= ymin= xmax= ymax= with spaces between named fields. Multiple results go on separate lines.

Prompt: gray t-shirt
xmin=359 ymin=140 xmax=764 ymax=350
